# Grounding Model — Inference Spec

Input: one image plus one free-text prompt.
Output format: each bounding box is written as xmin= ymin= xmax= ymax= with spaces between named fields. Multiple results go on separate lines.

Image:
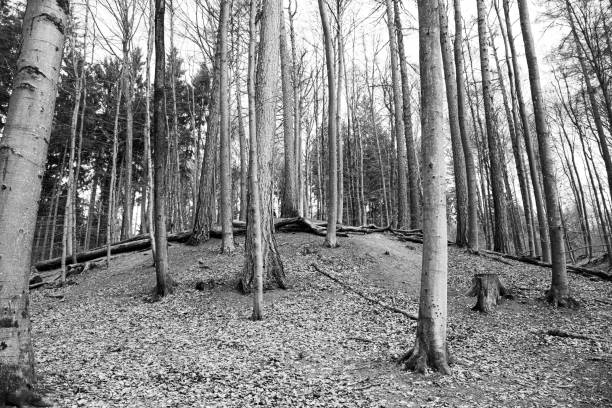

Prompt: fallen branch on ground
xmin=545 ymin=329 xmax=605 ymax=342
xmin=310 ymin=263 xmax=418 ymax=321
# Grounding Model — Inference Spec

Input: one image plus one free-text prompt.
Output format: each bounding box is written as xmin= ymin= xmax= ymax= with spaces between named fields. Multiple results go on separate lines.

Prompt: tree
xmin=453 ymin=0 xmax=478 ymax=251
xmin=246 ymin=0 xmax=264 ymax=319
xmin=502 ymin=0 xmax=550 ymax=261
xmin=319 ymin=0 xmax=338 ymax=247
xmin=400 ymin=0 xmax=450 ymax=375
xmin=218 ymin=0 xmax=234 ymax=253
xmin=0 ymin=0 xmax=67 ymax=401
xmin=477 ymin=0 xmax=509 ymax=253
xmin=152 ymin=0 xmax=173 ymax=296
xmin=280 ymin=5 xmax=299 ymax=218
xmin=517 ymin=0 xmax=573 ymax=306
xmin=438 ymin=0 xmax=467 ymax=246
xmin=393 ymin=0 xmax=421 ymax=229
xmin=238 ymin=0 xmax=288 ymax=292
xmin=385 ymin=0 xmax=410 ymax=229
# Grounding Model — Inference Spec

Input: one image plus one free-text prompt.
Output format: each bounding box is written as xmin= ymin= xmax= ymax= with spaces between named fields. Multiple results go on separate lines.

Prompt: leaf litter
xmin=30 ymin=232 xmax=611 ymax=407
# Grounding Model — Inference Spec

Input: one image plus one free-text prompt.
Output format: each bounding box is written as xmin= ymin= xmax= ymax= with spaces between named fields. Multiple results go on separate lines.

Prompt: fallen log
xmin=35 ymin=232 xmax=191 ymax=272
xmin=310 ymin=263 xmax=417 ymax=321
xmin=481 ymin=250 xmax=612 ymax=281
xmin=34 ymin=218 xmax=377 ymax=273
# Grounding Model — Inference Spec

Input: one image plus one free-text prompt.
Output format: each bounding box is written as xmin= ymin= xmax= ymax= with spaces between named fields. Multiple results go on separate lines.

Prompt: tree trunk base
xmin=398 ymin=342 xmax=451 ymax=375
xmin=467 ymin=273 xmax=506 ymax=313
xmin=545 ymin=287 xmax=579 ymax=309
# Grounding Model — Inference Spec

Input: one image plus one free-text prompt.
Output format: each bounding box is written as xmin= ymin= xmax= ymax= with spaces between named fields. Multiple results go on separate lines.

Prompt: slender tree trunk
xmin=477 ymin=0 xmax=509 ymax=253
xmin=319 ymin=0 xmax=338 ymax=247
xmin=121 ymin=37 xmax=134 ymax=240
xmin=107 ymin=86 xmax=122 ymax=267
xmin=385 ymin=0 xmax=410 ymax=228
xmin=494 ymin=2 xmax=536 ymax=256
xmin=152 ymin=0 xmax=173 ymax=296
xmin=394 ymin=0 xmax=421 ymax=228
xmin=402 ymin=0 xmax=450 ymax=375
xmin=336 ymin=2 xmax=345 ymax=224
xmin=453 ymin=0 xmax=479 ymax=251
xmin=239 ymin=0 xmax=288 ymax=292
xmin=190 ymin=23 xmax=222 ymax=245
xmin=0 ymin=0 xmax=66 ymax=398
xmin=236 ymin=71 xmax=248 ymax=222
xmin=218 ymin=0 xmax=234 ymax=253
xmin=145 ymin=0 xmax=156 ymax=258
xmin=503 ymin=0 xmax=550 ymax=261
xmin=84 ymin=173 xmax=98 ymax=250
xmin=242 ymin=0 xmax=264 ymax=318
xmin=280 ymin=11 xmax=299 ymax=217
xmin=439 ymin=1 xmax=467 ymax=246
xmin=517 ymin=0 xmax=571 ymax=306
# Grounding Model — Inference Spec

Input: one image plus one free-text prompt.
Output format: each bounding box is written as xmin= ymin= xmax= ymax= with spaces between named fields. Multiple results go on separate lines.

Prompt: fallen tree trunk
xmin=310 ymin=263 xmax=418 ymax=320
xmin=35 ymin=231 xmax=191 ymax=271
xmin=481 ymin=250 xmax=612 ymax=281
xmin=34 ymin=218 xmax=382 ymax=272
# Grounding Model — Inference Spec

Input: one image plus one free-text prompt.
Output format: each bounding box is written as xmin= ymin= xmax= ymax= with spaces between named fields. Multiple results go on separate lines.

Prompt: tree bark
xmin=401 ymin=0 xmax=450 ymax=375
xmin=439 ymin=1 xmax=467 ymax=246
xmin=477 ymin=0 xmax=509 ymax=254
xmin=280 ymin=10 xmax=299 ymax=218
xmin=245 ymin=0 xmax=264 ymax=319
xmin=319 ymin=0 xmax=339 ymax=247
xmin=239 ymin=0 xmax=288 ymax=293
xmin=385 ymin=0 xmax=410 ymax=229
xmin=394 ymin=0 xmax=421 ymax=228
xmin=453 ymin=0 xmax=479 ymax=252
xmin=502 ymin=0 xmax=550 ymax=261
xmin=0 ymin=0 xmax=66 ymax=397
xmin=153 ymin=0 xmax=173 ymax=296
xmin=218 ymin=0 xmax=234 ymax=253
xmin=517 ymin=0 xmax=571 ymax=306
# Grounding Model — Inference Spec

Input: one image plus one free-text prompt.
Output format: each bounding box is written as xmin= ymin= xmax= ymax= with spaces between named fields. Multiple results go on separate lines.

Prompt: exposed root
xmin=398 ymin=343 xmax=451 ymax=375
xmin=545 ymin=288 xmax=580 ymax=309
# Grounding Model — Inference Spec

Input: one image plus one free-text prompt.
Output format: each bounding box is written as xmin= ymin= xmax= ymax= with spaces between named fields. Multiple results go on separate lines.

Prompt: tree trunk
xmin=394 ymin=0 xmax=421 ymax=228
xmin=453 ymin=0 xmax=479 ymax=251
xmin=190 ymin=21 xmax=222 ymax=245
xmin=0 ymin=0 xmax=66 ymax=398
xmin=477 ymin=0 xmax=509 ymax=254
xmin=239 ymin=0 xmax=288 ymax=293
xmin=494 ymin=2 xmax=536 ymax=257
xmin=245 ymin=0 xmax=264 ymax=319
xmin=236 ymin=71 xmax=248 ymax=222
xmin=218 ymin=0 xmax=234 ymax=253
xmin=145 ymin=0 xmax=156 ymax=258
xmin=401 ymin=0 xmax=450 ymax=375
xmin=517 ymin=0 xmax=572 ymax=307
xmin=385 ymin=0 xmax=410 ymax=229
xmin=336 ymin=2 xmax=345 ymax=224
xmin=502 ymin=0 xmax=550 ymax=261
xmin=439 ymin=2 xmax=468 ymax=246
xmin=84 ymin=173 xmax=98 ymax=250
xmin=121 ymin=38 xmax=134 ymax=240
xmin=153 ymin=0 xmax=173 ymax=296
xmin=106 ymin=86 xmax=122 ymax=266
xmin=280 ymin=11 xmax=299 ymax=218
xmin=319 ymin=0 xmax=338 ymax=248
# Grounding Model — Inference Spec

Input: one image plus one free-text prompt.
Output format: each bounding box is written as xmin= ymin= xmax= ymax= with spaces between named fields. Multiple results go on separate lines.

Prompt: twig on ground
xmin=310 ymin=263 xmax=418 ymax=321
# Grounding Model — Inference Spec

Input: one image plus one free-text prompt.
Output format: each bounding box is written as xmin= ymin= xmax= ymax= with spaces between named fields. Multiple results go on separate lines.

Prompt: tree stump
xmin=467 ymin=273 xmax=506 ymax=313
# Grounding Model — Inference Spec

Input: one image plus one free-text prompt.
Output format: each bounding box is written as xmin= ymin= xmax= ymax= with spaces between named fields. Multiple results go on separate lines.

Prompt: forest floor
xmin=30 ymin=232 xmax=612 ymax=407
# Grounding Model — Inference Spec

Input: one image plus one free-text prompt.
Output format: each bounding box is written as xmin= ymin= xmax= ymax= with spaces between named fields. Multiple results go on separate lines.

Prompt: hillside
xmin=31 ymin=232 xmax=612 ymax=407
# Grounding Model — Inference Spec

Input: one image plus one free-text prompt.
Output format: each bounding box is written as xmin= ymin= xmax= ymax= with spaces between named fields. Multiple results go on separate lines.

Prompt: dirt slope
xmin=30 ymin=232 xmax=611 ymax=407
